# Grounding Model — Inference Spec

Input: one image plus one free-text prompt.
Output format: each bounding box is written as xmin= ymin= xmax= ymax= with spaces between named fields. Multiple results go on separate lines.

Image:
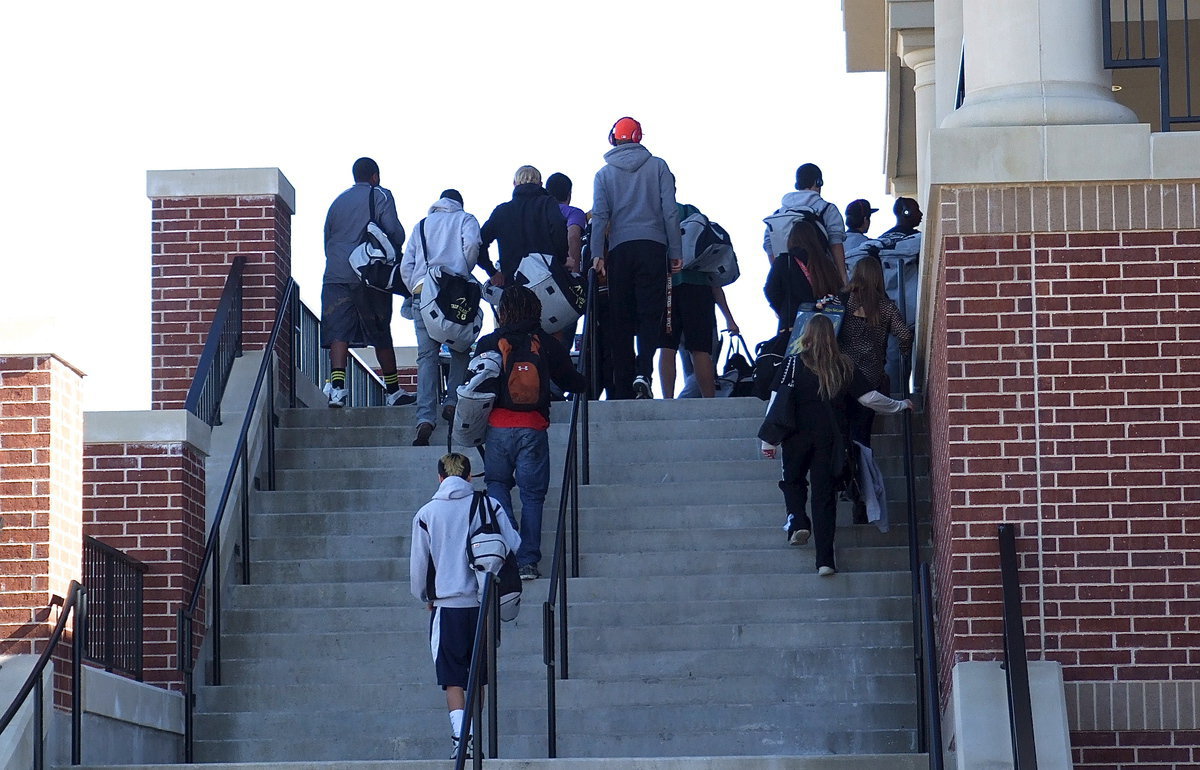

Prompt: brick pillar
xmin=0 ymin=354 xmax=84 ymax=702
xmin=147 ymin=168 xmax=296 ymax=410
xmin=927 ymin=182 xmax=1200 ymax=766
xmin=82 ymin=410 xmax=208 ymax=690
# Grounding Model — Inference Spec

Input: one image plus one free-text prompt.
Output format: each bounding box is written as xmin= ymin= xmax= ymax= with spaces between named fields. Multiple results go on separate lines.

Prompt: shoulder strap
xmin=419 ymin=218 xmax=430 ymax=270
xmin=368 ymin=185 xmax=378 ymax=223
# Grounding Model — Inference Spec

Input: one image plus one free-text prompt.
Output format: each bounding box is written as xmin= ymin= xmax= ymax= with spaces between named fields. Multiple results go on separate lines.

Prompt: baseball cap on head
xmin=609 ymin=117 xmax=643 ymax=145
xmin=845 ymin=199 xmax=878 ymax=221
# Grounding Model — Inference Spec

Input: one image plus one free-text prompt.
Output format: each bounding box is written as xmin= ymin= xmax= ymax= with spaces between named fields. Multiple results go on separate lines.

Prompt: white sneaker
xmin=384 ymin=388 xmax=416 ymax=406
xmin=632 ymin=376 xmax=652 ymax=399
xmin=323 ymin=382 xmax=347 ymax=408
xmin=451 ymin=734 xmax=472 ymax=759
xmin=817 ymin=566 xmax=836 ymax=577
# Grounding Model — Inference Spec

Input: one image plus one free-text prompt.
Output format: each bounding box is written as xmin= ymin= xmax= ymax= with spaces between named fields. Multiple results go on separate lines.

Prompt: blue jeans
xmin=413 ymin=308 xmax=469 ymax=427
xmin=484 ymin=427 xmax=550 ymax=568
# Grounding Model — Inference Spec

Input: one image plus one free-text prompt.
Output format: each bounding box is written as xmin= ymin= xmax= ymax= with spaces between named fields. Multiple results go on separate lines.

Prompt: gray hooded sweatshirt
xmin=591 ymin=143 xmax=682 ymax=264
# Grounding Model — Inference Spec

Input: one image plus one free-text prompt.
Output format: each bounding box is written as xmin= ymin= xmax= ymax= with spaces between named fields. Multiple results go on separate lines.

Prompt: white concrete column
xmin=898 ymin=30 xmax=936 ymax=207
xmin=944 ymin=0 xmax=1137 ymax=127
xmin=933 ymin=0 xmax=963 ymax=128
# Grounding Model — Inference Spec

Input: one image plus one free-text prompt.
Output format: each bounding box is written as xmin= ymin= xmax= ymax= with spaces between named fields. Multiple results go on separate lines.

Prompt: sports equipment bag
xmin=763 ymin=201 xmax=833 ymax=258
xmin=514 ymin=253 xmax=586 ymax=333
xmin=467 ymin=491 xmax=521 ymax=622
xmin=452 ymin=353 xmax=501 ymax=448
xmin=715 ymin=332 xmax=756 ymax=398
xmin=680 ymin=212 xmax=740 ymax=287
xmin=417 ymin=221 xmax=484 ymax=353
xmin=348 ymin=186 xmax=409 ymax=296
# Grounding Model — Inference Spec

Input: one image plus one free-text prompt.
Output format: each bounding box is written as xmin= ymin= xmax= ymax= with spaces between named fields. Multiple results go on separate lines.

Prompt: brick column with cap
xmin=147 ymin=168 xmax=296 ymax=410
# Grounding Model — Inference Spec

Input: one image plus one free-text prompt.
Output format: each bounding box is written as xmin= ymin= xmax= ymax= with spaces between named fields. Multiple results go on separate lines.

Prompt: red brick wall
xmin=82 ymin=442 xmax=205 ymax=690
xmin=150 ymin=194 xmax=292 ymax=410
xmin=1073 ymin=731 xmax=1200 ymax=768
xmin=0 ymin=355 xmax=84 ymax=706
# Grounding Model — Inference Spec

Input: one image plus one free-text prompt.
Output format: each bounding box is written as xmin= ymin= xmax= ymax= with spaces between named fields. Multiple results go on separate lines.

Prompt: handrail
xmin=177 ymin=277 xmax=298 ymax=762
xmin=998 ymin=524 xmax=1038 ymax=769
xmin=83 ymin=537 xmax=148 ymax=681
xmin=453 ymin=572 xmax=501 ymax=770
xmin=184 ymin=258 xmax=245 ymax=426
xmin=542 ymin=269 xmax=597 ymax=758
xmin=292 ymin=299 xmax=386 ymax=407
xmin=1103 ymin=0 xmax=1200 ymax=130
xmin=0 ymin=581 xmax=87 ymax=767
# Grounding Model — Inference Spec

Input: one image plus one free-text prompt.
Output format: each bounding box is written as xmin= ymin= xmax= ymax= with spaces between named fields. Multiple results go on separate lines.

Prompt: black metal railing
xmin=184 ymin=258 xmax=245 ymax=426
xmin=82 ymin=537 xmax=147 ymax=681
xmin=292 ymin=297 xmax=386 ymax=408
xmin=897 ymin=351 xmax=944 ymax=769
xmin=542 ymin=270 xmax=597 ymax=758
xmin=0 ymin=581 xmax=87 ymax=768
xmin=177 ymin=278 xmax=298 ymax=762
xmin=1104 ymin=0 xmax=1200 ymax=130
xmin=998 ymin=524 xmax=1038 ymax=769
xmin=453 ymin=572 xmax=501 ymax=770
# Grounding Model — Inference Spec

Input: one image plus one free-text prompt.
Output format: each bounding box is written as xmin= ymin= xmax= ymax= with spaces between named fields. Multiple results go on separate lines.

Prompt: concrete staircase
xmin=181 ymin=396 xmax=929 ymax=766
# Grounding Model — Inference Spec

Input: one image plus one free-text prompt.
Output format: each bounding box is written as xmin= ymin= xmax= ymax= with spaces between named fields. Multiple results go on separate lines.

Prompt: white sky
xmin=0 ymin=0 xmax=893 ymax=411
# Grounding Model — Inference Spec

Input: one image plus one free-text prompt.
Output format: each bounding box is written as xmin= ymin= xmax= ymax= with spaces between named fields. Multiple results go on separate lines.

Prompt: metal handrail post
xmin=559 ymin=538 xmax=569 ymax=681
xmin=34 ymin=674 xmax=43 ymax=770
xmin=543 ymin=599 xmax=557 ymax=758
xmin=921 ymin=564 xmax=945 ymax=770
xmin=487 ymin=576 xmax=499 ymax=760
xmin=71 ymin=587 xmax=86 ymax=765
xmin=998 ymin=524 xmax=1038 ymax=769
xmin=267 ymin=357 xmax=276 ymax=491
xmin=241 ymin=447 xmax=251 ymax=585
xmin=211 ymin=531 xmax=221 ymax=686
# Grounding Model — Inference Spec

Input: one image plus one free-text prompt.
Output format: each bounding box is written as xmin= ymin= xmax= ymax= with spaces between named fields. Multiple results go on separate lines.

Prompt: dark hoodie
xmin=479 ymin=184 xmax=568 ymax=279
xmin=590 ymin=143 xmax=682 ymax=264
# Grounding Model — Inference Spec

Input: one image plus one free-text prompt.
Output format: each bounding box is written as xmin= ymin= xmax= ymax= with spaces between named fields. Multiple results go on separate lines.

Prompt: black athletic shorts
xmin=430 ymin=605 xmax=484 ymax=690
xmin=660 ymin=282 xmax=716 ymax=355
xmin=320 ymin=282 xmax=394 ymax=349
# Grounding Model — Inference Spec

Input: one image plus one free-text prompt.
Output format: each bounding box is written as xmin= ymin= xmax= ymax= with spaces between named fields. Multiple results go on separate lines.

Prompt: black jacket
xmin=479 ymin=184 xmax=568 ymax=279
xmin=764 ymin=255 xmax=817 ymax=331
xmin=474 ymin=319 xmax=587 ymax=419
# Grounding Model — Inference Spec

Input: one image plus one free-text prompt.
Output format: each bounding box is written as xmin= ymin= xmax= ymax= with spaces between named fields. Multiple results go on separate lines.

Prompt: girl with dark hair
xmin=763 ymin=219 xmax=842 ymax=332
xmin=839 ymin=257 xmax=913 ymax=447
xmin=759 ymin=315 xmax=912 ymax=576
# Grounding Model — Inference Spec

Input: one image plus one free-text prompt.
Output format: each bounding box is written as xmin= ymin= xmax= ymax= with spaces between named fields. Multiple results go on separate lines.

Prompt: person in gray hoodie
xmin=400 ymin=189 xmax=483 ymax=446
xmin=591 ymin=116 xmax=683 ymax=400
xmin=410 ymin=453 xmax=519 ymax=758
xmin=762 ymin=162 xmax=848 ymax=280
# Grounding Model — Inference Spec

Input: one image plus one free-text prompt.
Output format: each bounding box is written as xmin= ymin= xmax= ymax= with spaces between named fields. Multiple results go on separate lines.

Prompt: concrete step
xmin=222 ymin=596 xmax=912 ymax=636
xmin=218 ymin=621 xmax=912 ymax=660
xmin=137 ymin=757 xmax=930 ymax=769
xmin=228 ymin=571 xmax=913 ymax=609
xmin=218 ymin=644 xmax=918 ymax=686
xmin=248 ymin=523 xmax=923 ymax=558
xmin=248 ymin=545 xmax=912 ymax=584
xmin=197 ymin=672 xmax=919 ymax=714
xmin=256 ymin=480 xmax=785 ymax=514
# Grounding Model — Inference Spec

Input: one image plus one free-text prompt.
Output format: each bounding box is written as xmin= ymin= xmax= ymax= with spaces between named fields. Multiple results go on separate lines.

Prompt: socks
xmin=330 ymin=368 xmax=346 ymax=389
xmin=382 ymin=371 xmax=400 ymax=394
xmin=449 ymin=709 xmax=464 ymax=739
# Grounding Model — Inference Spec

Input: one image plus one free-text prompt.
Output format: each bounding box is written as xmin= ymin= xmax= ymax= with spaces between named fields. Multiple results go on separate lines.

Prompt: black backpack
xmin=496 ymin=332 xmax=549 ymax=412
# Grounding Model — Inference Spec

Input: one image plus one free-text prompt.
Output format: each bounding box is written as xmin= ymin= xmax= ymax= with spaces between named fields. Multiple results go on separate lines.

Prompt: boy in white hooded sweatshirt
xmin=410 ymin=453 xmax=519 ymax=757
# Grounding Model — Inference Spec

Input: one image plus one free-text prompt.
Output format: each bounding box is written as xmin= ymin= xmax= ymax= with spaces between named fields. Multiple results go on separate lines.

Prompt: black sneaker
xmin=632 ymin=376 xmax=652 ymax=399
xmin=519 ymin=564 xmax=540 ymax=581
xmin=412 ymin=423 xmax=434 ymax=446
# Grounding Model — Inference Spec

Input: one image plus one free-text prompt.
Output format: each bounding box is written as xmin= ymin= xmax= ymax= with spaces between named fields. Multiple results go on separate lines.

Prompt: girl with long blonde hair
xmin=759 ymin=314 xmax=912 ymax=575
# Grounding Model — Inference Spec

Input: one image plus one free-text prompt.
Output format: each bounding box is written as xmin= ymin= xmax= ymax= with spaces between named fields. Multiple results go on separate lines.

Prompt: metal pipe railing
xmin=184 ymin=258 xmax=245 ymax=426
xmin=82 ymin=537 xmax=148 ymax=680
xmin=453 ymin=572 xmax=500 ymax=770
xmin=998 ymin=524 xmax=1039 ymax=769
xmin=1103 ymin=0 xmax=1200 ymax=130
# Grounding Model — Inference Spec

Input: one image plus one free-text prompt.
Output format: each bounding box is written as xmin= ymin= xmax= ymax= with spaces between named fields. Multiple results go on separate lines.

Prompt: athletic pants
xmin=605 ymin=239 xmax=668 ymax=399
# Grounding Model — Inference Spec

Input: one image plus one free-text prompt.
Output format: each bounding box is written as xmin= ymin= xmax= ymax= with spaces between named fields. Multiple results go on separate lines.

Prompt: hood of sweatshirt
xmin=779 ymin=190 xmax=825 ymax=210
xmin=428 ymin=197 xmax=464 ymax=215
xmin=432 ymin=475 xmax=475 ymax=502
xmin=603 ymin=143 xmax=652 ymax=172
xmin=512 ymin=183 xmax=549 ymax=200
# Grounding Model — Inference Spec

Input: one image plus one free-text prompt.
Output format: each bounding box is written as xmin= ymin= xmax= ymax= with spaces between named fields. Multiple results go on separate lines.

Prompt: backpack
xmin=467 ymin=492 xmax=521 ymax=622
xmin=496 ymin=333 xmax=549 ymax=412
xmin=714 ymin=332 xmax=756 ymax=398
xmin=763 ymin=201 xmax=832 ymax=259
xmin=348 ymin=186 xmax=410 ymax=296
xmin=680 ymin=212 xmax=740 ymax=287
xmin=514 ymin=253 xmax=587 ymax=333
xmin=416 ymin=221 xmax=484 ymax=353
xmin=451 ymin=353 xmax=501 ymax=448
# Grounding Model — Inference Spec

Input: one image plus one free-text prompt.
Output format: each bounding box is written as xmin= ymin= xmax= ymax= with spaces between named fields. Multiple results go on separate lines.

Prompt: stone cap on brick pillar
xmin=146 ymin=168 xmax=296 ymax=215
xmin=0 ymin=352 xmax=87 ymax=378
xmin=84 ymin=409 xmax=212 ymax=456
